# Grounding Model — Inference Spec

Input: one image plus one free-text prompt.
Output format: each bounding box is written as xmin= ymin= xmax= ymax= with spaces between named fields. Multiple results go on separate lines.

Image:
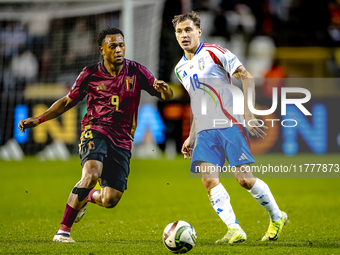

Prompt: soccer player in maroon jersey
xmin=18 ymin=27 xmax=173 ymax=242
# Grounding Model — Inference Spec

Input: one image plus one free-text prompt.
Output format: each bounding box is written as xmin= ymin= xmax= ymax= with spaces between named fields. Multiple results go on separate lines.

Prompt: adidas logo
xmin=212 ymin=199 xmax=220 ymax=206
xmin=238 ymin=153 xmax=248 ymax=161
xmin=216 ymin=208 xmax=223 ymax=215
xmin=97 ymin=83 xmax=106 ymax=90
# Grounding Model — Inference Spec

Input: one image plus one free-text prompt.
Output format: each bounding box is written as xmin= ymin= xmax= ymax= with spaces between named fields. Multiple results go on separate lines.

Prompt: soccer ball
xmin=163 ymin=221 xmax=197 ymax=254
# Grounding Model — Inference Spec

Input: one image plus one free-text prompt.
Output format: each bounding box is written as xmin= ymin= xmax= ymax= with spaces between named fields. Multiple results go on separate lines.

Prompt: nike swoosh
xmin=268 ymin=231 xmax=278 ymax=241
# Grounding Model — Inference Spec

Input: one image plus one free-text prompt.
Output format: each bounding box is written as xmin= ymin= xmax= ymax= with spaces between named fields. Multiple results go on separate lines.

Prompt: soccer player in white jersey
xmin=172 ymin=11 xmax=288 ymax=244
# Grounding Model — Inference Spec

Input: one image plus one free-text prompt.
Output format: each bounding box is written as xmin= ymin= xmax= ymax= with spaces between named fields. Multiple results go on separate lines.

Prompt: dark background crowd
xmin=1 ymin=0 xmax=340 ymax=156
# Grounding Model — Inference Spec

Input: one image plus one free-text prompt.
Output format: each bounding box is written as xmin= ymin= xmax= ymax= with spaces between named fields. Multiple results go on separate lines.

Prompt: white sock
xmin=248 ymin=179 xmax=282 ymax=221
xmin=57 ymin=230 xmax=70 ymax=235
xmin=208 ymin=183 xmax=241 ymax=229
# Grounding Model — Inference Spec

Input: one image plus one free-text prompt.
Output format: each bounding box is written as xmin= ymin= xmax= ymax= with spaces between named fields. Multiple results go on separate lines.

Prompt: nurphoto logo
xmin=196 ymin=82 xmax=311 ymax=128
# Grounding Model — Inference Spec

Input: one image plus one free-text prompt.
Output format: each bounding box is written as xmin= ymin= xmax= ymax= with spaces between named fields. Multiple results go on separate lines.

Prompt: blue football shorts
xmin=191 ymin=125 xmax=255 ymax=173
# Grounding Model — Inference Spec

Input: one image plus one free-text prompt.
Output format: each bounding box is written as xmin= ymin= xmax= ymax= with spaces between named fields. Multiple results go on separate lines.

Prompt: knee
xmin=236 ymin=178 xmax=253 ymax=190
xmin=102 ymin=194 xmax=122 ymax=209
xmin=202 ymin=178 xmax=220 ymax=192
xmin=82 ymin=172 xmax=99 ymax=188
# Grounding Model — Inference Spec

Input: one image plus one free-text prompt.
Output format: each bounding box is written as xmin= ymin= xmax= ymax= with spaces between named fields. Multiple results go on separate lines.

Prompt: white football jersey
xmin=174 ymin=43 xmax=244 ymax=134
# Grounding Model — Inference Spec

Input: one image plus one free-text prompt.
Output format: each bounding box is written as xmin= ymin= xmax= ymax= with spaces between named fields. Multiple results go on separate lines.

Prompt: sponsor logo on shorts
xmin=238 ymin=153 xmax=248 ymax=161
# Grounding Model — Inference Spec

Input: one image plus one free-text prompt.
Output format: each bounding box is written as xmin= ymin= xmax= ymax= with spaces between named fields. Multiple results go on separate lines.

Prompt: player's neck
xmin=184 ymin=51 xmax=195 ymax=60
xmin=104 ymin=60 xmax=123 ymax=77
xmin=184 ymin=44 xmax=200 ymax=60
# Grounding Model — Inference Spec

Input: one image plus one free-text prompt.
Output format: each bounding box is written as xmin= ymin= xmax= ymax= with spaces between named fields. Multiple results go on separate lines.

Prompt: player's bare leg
xmin=199 ymin=162 xmax=246 ymax=244
xmin=232 ymin=164 xmax=256 ymax=190
xmin=89 ymin=186 xmax=123 ymax=208
xmin=78 ymin=181 xmax=123 ymax=226
xmin=68 ymin=160 xmax=103 ymax=208
xmin=200 ymin=162 xmax=220 ymax=192
xmin=233 ymin=163 xmax=287 ymax=241
xmin=53 ymin=160 xmax=102 ymax=242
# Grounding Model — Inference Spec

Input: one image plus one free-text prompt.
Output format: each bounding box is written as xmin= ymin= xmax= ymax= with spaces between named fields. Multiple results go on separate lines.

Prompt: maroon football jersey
xmin=67 ymin=60 xmax=162 ymax=150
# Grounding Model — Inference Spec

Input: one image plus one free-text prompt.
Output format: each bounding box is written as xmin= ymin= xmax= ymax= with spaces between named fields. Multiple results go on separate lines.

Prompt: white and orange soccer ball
xmin=163 ymin=221 xmax=197 ymax=254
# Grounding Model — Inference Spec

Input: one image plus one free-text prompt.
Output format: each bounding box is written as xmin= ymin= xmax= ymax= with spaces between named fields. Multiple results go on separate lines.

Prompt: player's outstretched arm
xmin=18 ymin=95 xmax=79 ymax=133
xmin=153 ymin=80 xmax=173 ymax=101
xmin=233 ymin=65 xmax=267 ymax=139
xmin=181 ymin=119 xmax=196 ymax=159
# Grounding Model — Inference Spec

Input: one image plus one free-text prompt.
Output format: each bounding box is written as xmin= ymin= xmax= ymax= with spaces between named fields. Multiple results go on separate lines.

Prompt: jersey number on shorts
xmin=111 ymin=95 xmax=119 ymax=110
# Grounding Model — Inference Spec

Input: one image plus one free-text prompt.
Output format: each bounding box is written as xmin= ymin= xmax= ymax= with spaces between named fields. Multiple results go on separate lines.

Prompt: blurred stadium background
xmin=1 ymin=1 xmax=340 ymax=254
xmin=0 ymin=0 xmax=340 ymax=160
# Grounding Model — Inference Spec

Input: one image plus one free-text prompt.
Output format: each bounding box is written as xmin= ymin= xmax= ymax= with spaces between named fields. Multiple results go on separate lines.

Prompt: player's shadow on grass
xmin=250 ymin=242 xmax=340 ymax=248
xmin=199 ymin=239 xmax=340 ymax=248
xmin=79 ymin=239 xmax=162 ymax=245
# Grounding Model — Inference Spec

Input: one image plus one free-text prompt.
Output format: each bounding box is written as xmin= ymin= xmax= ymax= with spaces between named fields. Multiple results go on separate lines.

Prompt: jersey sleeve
xmin=67 ymin=67 xmax=91 ymax=100
xmin=224 ymin=50 xmax=243 ymax=75
xmin=207 ymin=46 xmax=243 ymax=75
xmin=138 ymin=64 xmax=162 ymax=99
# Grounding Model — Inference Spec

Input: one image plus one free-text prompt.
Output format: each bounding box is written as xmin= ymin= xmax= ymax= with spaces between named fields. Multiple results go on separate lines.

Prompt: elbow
xmin=245 ymin=72 xmax=254 ymax=80
xmin=64 ymin=96 xmax=77 ymax=109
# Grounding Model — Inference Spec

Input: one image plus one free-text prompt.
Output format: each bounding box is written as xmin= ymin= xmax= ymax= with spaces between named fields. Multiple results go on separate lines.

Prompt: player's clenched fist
xmin=181 ymin=136 xmax=192 ymax=159
xmin=153 ymin=80 xmax=169 ymax=92
xmin=153 ymin=80 xmax=173 ymax=101
xmin=18 ymin=117 xmax=40 ymax=132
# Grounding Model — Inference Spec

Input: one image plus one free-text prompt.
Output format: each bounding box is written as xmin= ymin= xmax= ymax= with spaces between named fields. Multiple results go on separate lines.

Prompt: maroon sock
xmin=59 ymin=204 xmax=79 ymax=231
xmin=87 ymin=189 xmax=99 ymax=204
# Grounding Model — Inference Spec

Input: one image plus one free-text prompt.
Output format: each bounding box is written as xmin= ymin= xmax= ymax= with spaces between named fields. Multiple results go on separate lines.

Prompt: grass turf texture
xmin=0 ymin=154 xmax=339 ymax=254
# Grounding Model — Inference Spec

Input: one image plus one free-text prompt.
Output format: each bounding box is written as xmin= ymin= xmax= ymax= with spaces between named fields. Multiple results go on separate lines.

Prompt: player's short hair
xmin=172 ymin=11 xmax=200 ymax=29
xmin=97 ymin=27 xmax=124 ymax=47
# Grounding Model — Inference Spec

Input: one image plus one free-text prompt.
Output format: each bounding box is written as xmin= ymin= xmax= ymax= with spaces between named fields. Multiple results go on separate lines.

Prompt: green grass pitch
xmin=1 ymin=154 xmax=340 ymax=254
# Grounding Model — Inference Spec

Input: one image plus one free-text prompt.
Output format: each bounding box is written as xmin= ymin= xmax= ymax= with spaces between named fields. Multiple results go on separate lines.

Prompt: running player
xmin=18 ymin=27 xmax=173 ymax=242
xmin=172 ymin=11 xmax=287 ymax=244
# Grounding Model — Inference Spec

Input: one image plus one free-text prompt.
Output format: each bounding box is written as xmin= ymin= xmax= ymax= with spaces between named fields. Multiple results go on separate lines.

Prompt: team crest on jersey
xmin=126 ymin=77 xmax=134 ymax=91
xmin=88 ymin=141 xmax=95 ymax=150
xmin=198 ymin=58 xmax=205 ymax=70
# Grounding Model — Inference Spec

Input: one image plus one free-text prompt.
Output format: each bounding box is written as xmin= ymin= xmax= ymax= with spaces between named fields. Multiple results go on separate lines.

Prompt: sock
xmin=87 ymin=189 xmax=99 ymax=204
xmin=248 ymin=179 xmax=282 ymax=221
xmin=208 ymin=183 xmax=241 ymax=229
xmin=59 ymin=204 xmax=79 ymax=233
xmin=56 ymin=229 xmax=71 ymax=237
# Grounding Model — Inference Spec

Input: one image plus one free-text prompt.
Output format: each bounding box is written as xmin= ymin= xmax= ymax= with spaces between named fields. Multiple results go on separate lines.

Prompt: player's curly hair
xmin=97 ymin=27 xmax=124 ymax=47
xmin=172 ymin=11 xmax=200 ymax=29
